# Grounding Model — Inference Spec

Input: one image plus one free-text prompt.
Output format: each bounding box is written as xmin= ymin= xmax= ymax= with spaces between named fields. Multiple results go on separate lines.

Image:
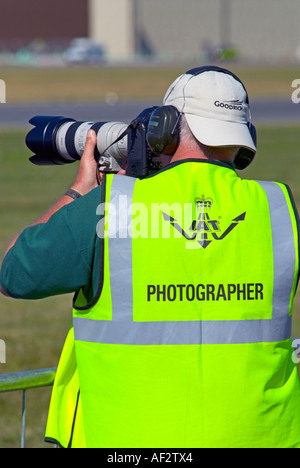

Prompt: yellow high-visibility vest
xmin=46 ymin=160 xmax=300 ymax=448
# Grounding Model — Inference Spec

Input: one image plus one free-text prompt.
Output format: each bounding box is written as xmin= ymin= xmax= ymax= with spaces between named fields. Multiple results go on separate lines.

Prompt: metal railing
xmin=0 ymin=367 xmax=57 ymax=448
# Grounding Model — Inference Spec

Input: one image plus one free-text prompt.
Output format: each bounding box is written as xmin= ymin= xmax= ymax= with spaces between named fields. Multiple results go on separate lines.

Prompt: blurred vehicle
xmin=64 ymin=38 xmax=105 ymax=65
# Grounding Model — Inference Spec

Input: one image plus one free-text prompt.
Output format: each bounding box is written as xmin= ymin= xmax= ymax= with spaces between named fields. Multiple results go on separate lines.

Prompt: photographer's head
xmin=162 ymin=66 xmax=257 ymax=169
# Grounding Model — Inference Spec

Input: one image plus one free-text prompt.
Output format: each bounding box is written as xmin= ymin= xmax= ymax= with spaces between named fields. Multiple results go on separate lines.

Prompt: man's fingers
xmin=83 ymin=130 xmax=97 ymax=159
xmin=88 ymin=129 xmax=97 ymax=142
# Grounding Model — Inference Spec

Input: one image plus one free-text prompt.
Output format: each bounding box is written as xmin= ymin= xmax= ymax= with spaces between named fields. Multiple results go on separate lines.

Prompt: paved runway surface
xmin=0 ymin=98 xmax=299 ymax=130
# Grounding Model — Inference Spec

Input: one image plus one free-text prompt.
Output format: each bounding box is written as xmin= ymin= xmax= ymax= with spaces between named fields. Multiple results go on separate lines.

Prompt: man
xmin=1 ymin=66 xmax=300 ymax=448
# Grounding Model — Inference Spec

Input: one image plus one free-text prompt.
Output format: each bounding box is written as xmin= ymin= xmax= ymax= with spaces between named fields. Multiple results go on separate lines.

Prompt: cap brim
xmin=185 ymin=113 xmax=257 ymax=152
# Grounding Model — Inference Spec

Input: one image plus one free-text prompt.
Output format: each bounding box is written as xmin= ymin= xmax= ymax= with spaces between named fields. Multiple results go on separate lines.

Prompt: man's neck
xmin=170 ymin=147 xmax=208 ymax=164
xmin=170 ymin=146 xmax=235 ymax=165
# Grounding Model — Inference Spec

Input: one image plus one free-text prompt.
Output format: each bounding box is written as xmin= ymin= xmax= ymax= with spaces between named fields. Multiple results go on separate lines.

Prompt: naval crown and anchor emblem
xmin=162 ymin=194 xmax=246 ymax=249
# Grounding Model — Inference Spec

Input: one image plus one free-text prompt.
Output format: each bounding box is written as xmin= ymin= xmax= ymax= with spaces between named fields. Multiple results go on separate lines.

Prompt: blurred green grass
xmin=0 ymin=123 xmax=300 ymax=447
xmin=0 ymin=64 xmax=299 ymax=102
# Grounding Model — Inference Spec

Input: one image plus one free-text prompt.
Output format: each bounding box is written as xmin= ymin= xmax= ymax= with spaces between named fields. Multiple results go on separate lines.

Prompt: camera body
xmin=26 ymin=106 xmax=163 ymax=178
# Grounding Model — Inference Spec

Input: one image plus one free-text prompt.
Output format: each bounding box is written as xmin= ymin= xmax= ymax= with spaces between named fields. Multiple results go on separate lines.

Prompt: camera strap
xmin=99 ymin=106 xmax=157 ymax=156
xmin=98 ymin=124 xmax=133 ymax=158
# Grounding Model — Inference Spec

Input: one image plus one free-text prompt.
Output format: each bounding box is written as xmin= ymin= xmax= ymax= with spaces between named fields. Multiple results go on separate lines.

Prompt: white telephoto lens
xmin=56 ymin=121 xmax=75 ymax=160
xmin=74 ymin=122 xmax=94 ymax=156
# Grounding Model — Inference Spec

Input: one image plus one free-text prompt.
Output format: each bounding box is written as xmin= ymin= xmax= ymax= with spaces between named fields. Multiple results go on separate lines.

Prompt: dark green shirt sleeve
xmin=0 ymin=186 xmax=101 ymax=300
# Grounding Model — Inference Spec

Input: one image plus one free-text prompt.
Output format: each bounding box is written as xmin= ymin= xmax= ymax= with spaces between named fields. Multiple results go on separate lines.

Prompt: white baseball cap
xmin=163 ymin=68 xmax=256 ymax=153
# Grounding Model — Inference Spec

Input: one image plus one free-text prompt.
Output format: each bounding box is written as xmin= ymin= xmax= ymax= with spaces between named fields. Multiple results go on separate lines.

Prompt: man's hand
xmin=71 ymin=130 xmax=99 ymax=195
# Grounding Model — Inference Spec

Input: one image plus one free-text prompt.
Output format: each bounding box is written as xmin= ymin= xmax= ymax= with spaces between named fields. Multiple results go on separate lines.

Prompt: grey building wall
xmin=89 ymin=0 xmax=135 ymax=60
xmin=0 ymin=0 xmax=298 ymax=62
xmin=134 ymin=0 xmax=300 ymax=63
xmin=230 ymin=0 xmax=300 ymax=62
xmin=90 ymin=0 xmax=300 ymax=63
xmin=135 ymin=0 xmax=220 ymax=62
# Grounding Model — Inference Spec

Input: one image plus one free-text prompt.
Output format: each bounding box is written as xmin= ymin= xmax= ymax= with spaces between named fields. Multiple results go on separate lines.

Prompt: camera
xmin=26 ymin=106 xmax=162 ymax=178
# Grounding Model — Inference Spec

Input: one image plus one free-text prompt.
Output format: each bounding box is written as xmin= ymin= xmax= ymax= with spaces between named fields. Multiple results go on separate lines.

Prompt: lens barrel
xmin=26 ymin=116 xmax=77 ymax=165
xmin=26 ymin=115 xmax=128 ymax=167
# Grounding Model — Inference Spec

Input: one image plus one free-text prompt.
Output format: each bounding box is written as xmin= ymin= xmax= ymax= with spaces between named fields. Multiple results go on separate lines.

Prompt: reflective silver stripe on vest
xmin=73 ymin=178 xmax=296 ymax=345
xmin=256 ymin=181 xmax=296 ymax=320
xmin=108 ymin=175 xmax=136 ymax=322
xmin=73 ymin=316 xmax=292 ymax=345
